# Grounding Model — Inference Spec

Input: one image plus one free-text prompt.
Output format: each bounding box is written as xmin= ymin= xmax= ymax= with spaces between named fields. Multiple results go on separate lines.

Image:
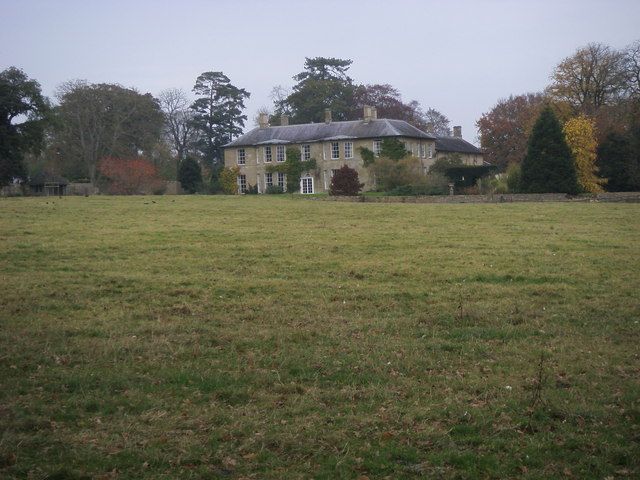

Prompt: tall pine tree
xmin=190 ymin=71 xmax=249 ymax=165
xmin=521 ymin=106 xmax=578 ymax=193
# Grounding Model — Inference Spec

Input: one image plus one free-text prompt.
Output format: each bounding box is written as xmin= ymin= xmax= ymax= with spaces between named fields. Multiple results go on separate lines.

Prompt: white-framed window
xmin=237 ymin=148 xmax=246 ymax=165
xmin=300 ymin=176 xmax=314 ymax=194
xmin=302 ymin=144 xmax=311 ymax=161
xmin=331 ymin=169 xmax=339 ymax=178
xmin=264 ymin=146 xmax=272 ymax=163
xmin=331 ymin=142 xmax=339 ymax=159
xmin=277 ymin=172 xmax=286 ymax=190
xmin=276 ymin=145 xmax=286 ymax=162
xmin=373 ymin=140 xmax=382 ymax=156
xmin=256 ymin=174 xmax=261 ymax=193
xmin=237 ymin=174 xmax=247 ymax=193
xmin=323 ymin=170 xmax=328 ymax=190
xmin=265 ymin=172 xmax=273 ymax=188
xmin=420 ymin=143 xmax=426 ymax=158
xmin=344 ymin=141 xmax=353 ymax=159
xmin=428 ymin=145 xmax=433 ymax=158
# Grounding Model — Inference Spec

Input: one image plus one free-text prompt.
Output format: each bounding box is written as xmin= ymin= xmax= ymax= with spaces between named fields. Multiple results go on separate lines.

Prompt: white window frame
xmin=256 ymin=173 xmax=261 ymax=193
xmin=277 ymin=172 xmax=286 ymax=190
xmin=276 ymin=145 xmax=286 ymax=162
xmin=302 ymin=144 xmax=311 ymax=161
xmin=265 ymin=172 xmax=273 ymax=188
xmin=420 ymin=143 xmax=426 ymax=158
xmin=264 ymin=146 xmax=272 ymax=163
xmin=237 ymin=174 xmax=247 ymax=193
xmin=331 ymin=142 xmax=340 ymax=160
xmin=428 ymin=145 xmax=434 ymax=159
xmin=373 ymin=140 xmax=382 ymax=156
xmin=344 ymin=141 xmax=353 ymax=159
xmin=237 ymin=148 xmax=246 ymax=165
xmin=300 ymin=175 xmax=314 ymax=194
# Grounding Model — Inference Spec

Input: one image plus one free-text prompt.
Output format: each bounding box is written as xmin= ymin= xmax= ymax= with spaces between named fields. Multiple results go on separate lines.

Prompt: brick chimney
xmin=258 ymin=113 xmax=269 ymax=129
xmin=281 ymin=115 xmax=289 ymax=126
xmin=324 ymin=108 xmax=332 ymax=124
xmin=453 ymin=126 xmax=462 ymax=138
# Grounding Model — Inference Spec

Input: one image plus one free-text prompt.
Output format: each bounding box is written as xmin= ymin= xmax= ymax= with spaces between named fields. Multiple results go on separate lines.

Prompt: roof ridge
xmin=383 ymin=118 xmax=403 ymax=136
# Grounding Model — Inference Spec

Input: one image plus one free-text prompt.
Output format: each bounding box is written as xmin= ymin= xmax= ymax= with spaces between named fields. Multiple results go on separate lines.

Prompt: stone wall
xmin=319 ymin=192 xmax=640 ymax=203
xmin=164 ymin=181 xmax=182 ymax=195
xmin=67 ymin=182 xmax=98 ymax=195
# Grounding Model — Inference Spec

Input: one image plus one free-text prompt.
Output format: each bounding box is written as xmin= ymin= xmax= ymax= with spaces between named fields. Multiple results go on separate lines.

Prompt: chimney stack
xmin=258 ymin=113 xmax=269 ymax=129
xmin=453 ymin=126 xmax=462 ymax=138
xmin=363 ymin=105 xmax=372 ymax=123
xmin=324 ymin=108 xmax=332 ymax=124
xmin=371 ymin=107 xmax=377 ymax=120
xmin=281 ymin=115 xmax=289 ymax=126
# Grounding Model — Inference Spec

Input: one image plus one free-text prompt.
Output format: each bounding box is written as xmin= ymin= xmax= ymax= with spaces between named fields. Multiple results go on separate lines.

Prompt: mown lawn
xmin=1 ymin=196 xmax=639 ymax=479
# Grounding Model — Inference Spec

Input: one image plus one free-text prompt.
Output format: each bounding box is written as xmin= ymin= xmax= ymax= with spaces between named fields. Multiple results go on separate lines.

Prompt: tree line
xmin=3 ymin=41 xmax=639 ymax=195
xmin=478 ymin=40 xmax=640 ymax=192
xmin=0 ymin=57 xmax=451 ymax=194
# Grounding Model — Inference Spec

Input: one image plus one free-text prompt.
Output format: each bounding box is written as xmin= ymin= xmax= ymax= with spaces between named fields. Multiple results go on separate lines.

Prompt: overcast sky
xmin=2 ymin=0 xmax=639 ymax=144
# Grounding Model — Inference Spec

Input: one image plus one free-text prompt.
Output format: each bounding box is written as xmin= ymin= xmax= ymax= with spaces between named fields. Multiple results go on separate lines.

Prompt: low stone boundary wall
xmin=67 ymin=182 xmax=98 ymax=195
xmin=318 ymin=192 xmax=640 ymax=204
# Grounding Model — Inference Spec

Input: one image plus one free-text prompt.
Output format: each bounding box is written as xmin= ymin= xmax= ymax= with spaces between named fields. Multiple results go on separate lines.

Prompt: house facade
xmin=223 ymin=107 xmax=483 ymax=194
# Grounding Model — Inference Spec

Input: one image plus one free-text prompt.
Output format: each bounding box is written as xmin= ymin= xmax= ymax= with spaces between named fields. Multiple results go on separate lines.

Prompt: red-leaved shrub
xmin=329 ymin=165 xmax=363 ymax=196
xmin=98 ymin=157 xmax=164 ymax=194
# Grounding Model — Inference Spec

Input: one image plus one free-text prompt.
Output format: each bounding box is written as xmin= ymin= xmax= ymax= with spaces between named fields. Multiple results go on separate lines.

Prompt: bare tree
xmin=421 ymin=107 xmax=452 ymax=136
xmin=548 ymin=43 xmax=627 ymax=114
xmin=270 ymin=84 xmax=292 ymax=116
xmin=158 ymin=88 xmax=196 ymax=162
xmin=623 ymin=40 xmax=640 ymax=98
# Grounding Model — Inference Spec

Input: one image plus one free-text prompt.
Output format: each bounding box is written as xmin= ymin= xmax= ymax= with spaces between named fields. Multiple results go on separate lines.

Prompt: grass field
xmin=1 ymin=196 xmax=639 ymax=479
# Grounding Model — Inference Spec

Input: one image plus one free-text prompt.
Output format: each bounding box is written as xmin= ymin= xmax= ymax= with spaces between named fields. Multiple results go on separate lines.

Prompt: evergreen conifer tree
xmin=521 ymin=106 xmax=579 ymax=193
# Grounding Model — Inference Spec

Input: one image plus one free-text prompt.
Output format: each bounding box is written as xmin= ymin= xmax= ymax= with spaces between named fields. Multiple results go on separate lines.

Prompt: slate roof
xmin=435 ymin=136 xmax=483 ymax=154
xmin=224 ymin=118 xmax=435 ymax=148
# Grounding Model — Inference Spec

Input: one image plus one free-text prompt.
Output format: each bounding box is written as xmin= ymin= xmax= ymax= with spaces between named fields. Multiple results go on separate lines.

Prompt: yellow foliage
xmin=219 ymin=166 xmax=240 ymax=194
xmin=563 ymin=116 xmax=606 ymax=193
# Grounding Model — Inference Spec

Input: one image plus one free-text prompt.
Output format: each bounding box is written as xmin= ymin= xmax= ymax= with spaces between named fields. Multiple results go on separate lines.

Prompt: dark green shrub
xmin=178 ymin=157 xmax=202 ymax=194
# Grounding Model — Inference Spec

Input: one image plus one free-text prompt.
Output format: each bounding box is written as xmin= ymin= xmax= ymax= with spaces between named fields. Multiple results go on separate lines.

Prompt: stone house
xmin=223 ymin=107 xmax=483 ymax=194
xmin=435 ymin=126 xmax=484 ymax=166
